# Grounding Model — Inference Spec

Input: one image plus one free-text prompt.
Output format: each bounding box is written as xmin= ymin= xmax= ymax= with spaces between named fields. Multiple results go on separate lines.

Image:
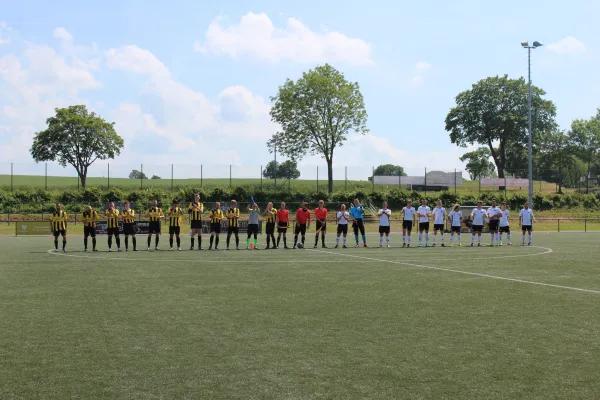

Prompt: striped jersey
xmin=188 ymin=202 xmax=204 ymax=221
xmin=82 ymin=210 xmax=98 ymax=227
xmin=148 ymin=207 xmax=164 ymax=222
xmin=51 ymin=210 xmax=68 ymax=231
xmin=122 ymin=209 xmax=135 ymax=223
xmin=168 ymin=207 xmax=183 ymax=227
xmin=209 ymin=209 xmax=224 ymax=223
xmin=105 ymin=209 xmax=120 ymax=228
xmin=265 ymin=208 xmax=277 ymax=223
xmin=227 ymin=208 xmax=240 ymax=227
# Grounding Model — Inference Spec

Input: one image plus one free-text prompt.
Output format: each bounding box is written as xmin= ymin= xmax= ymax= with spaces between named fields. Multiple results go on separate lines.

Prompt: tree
xmin=459 ymin=148 xmax=496 ymax=180
xmin=129 ymin=170 xmax=148 ymax=180
xmin=268 ymin=64 xmax=368 ymax=193
xmin=151 ymin=175 xmax=161 ymax=180
xmin=373 ymin=164 xmax=406 ymax=176
xmin=569 ymin=109 xmax=600 ymax=192
xmin=445 ymin=75 xmax=556 ymax=179
xmin=538 ymin=130 xmax=580 ymax=193
xmin=262 ymin=160 xmax=301 ymax=179
xmin=30 ymin=105 xmax=124 ymax=188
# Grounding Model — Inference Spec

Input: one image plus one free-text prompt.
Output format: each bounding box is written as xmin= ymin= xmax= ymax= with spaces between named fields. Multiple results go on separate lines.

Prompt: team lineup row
xmin=47 ymin=196 xmax=536 ymax=252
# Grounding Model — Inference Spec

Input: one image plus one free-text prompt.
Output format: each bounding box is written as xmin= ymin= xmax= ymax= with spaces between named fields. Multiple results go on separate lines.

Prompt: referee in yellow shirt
xmin=105 ymin=202 xmax=122 ymax=252
xmin=50 ymin=203 xmax=68 ymax=252
xmin=121 ymin=200 xmax=137 ymax=251
xmin=82 ymin=205 xmax=99 ymax=251
xmin=208 ymin=202 xmax=225 ymax=250
xmin=168 ymin=200 xmax=184 ymax=251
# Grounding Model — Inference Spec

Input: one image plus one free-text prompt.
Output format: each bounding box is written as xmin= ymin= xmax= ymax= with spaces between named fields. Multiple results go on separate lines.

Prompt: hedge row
xmin=2 ymin=186 xmax=600 ymax=213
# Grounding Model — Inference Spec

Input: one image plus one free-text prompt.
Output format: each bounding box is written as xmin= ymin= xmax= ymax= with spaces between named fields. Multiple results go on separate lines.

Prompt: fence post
xmin=399 ymin=172 xmax=401 ymax=191
xmin=424 ymin=167 xmax=427 ymax=196
xmin=171 ymin=164 xmax=174 ymax=192
xmin=201 ymin=165 xmax=203 ymax=187
xmin=585 ymin=218 xmax=587 ymax=232
xmin=108 ymin=163 xmax=110 ymax=189
xmin=45 ymin=163 xmax=48 ymax=190
xmin=317 ymin=166 xmax=319 ymax=193
xmin=454 ymin=168 xmax=457 ymax=196
xmin=372 ymin=166 xmax=375 ymax=193
xmin=345 ymin=166 xmax=348 ymax=191
xmin=504 ymin=176 xmax=507 ymax=199
xmin=558 ymin=219 xmax=560 ymax=232
xmin=479 ymin=175 xmax=481 ymax=194
xmin=229 ymin=165 xmax=232 ymax=189
xmin=10 ymin=162 xmax=13 ymax=191
xmin=260 ymin=165 xmax=263 ymax=191
xmin=141 ymin=164 xmax=143 ymax=190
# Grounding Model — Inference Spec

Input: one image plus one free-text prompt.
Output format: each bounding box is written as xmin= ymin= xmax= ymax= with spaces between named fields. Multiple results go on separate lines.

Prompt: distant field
xmin=0 ymin=174 xmax=572 ymax=195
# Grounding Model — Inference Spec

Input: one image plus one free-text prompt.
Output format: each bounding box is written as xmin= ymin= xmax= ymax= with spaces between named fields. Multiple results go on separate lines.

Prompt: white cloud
xmin=415 ymin=61 xmax=432 ymax=70
xmin=53 ymin=27 xmax=73 ymax=42
xmin=411 ymin=61 xmax=432 ymax=85
xmin=0 ymin=21 xmax=12 ymax=31
xmin=0 ymin=39 xmax=8 ymax=45
xmin=105 ymin=45 xmax=170 ymax=78
xmin=547 ymin=36 xmax=586 ymax=55
xmin=411 ymin=75 xmax=424 ymax=85
xmin=195 ymin=12 xmax=374 ymax=66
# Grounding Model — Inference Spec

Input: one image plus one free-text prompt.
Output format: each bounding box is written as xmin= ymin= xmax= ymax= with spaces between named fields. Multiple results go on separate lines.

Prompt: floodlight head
xmin=533 ymin=41 xmax=543 ymax=48
xmin=521 ymin=41 xmax=529 ymax=47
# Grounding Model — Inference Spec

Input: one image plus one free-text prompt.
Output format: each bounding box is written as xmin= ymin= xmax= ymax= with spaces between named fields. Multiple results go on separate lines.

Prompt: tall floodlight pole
xmin=521 ymin=40 xmax=543 ymax=207
xmin=274 ymin=138 xmax=277 ymax=192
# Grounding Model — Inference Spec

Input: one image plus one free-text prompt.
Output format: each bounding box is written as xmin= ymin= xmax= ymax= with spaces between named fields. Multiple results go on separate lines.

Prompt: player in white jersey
xmin=519 ymin=202 xmax=535 ymax=246
xmin=431 ymin=199 xmax=446 ymax=247
xmin=448 ymin=204 xmax=463 ymax=246
xmin=486 ymin=199 xmax=501 ymax=246
xmin=470 ymin=201 xmax=486 ymax=247
xmin=498 ymin=201 xmax=512 ymax=246
xmin=417 ymin=199 xmax=432 ymax=247
xmin=401 ymin=200 xmax=416 ymax=247
xmin=335 ymin=204 xmax=351 ymax=248
xmin=378 ymin=201 xmax=392 ymax=248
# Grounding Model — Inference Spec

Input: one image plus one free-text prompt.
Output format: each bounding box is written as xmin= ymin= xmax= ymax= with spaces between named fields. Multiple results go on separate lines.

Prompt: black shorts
xmin=277 ymin=221 xmax=288 ymax=233
xmin=316 ymin=220 xmax=326 ymax=233
xmin=488 ymin=221 xmax=499 ymax=231
xmin=210 ymin=223 xmax=221 ymax=234
xmin=228 ymin=226 xmax=239 ymax=235
xmin=471 ymin=225 xmax=483 ymax=232
xmin=379 ymin=226 xmax=390 ymax=234
xmin=402 ymin=221 xmax=413 ymax=231
xmin=169 ymin=226 xmax=181 ymax=235
xmin=522 ymin=225 xmax=533 ymax=232
xmin=451 ymin=226 xmax=461 ymax=233
xmin=266 ymin=221 xmax=275 ymax=235
xmin=123 ymin=223 xmax=135 ymax=235
xmin=295 ymin=223 xmax=307 ymax=236
xmin=190 ymin=220 xmax=202 ymax=230
xmin=434 ymin=224 xmax=445 ymax=231
xmin=53 ymin=229 xmax=67 ymax=237
xmin=149 ymin=221 xmax=161 ymax=234
xmin=499 ymin=226 xmax=510 ymax=233
xmin=419 ymin=222 xmax=430 ymax=231
xmin=84 ymin=226 xmax=96 ymax=237
xmin=337 ymin=224 xmax=348 ymax=235
xmin=248 ymin=224 xmax=259 ymax=236
xmin=352 ymin=219 xmax=365 ymax=235
xmin=107 ymin=227 xmax=120 ymax=236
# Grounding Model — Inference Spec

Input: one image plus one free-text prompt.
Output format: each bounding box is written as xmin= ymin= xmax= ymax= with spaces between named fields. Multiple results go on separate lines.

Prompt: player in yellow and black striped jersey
xmin=50 ymin=203 xmax=68 ymax=252
xmin=82 ymin=206 xmax=99 ymax=251
xmin=264 ymin=202 xmax=277 ymax=249
xmin=146 ymin=199 xmax=164 ymax=250
xmin=121 ymin=201 xmax=137 ymax=251
xmin=208 ymin=202 xmax=225 ymax=250
xmin=188 ymin=194 xmax=204 ymax=250
xmin=226 ymin=200 xmax=240 ymax=250
xmin=105 ymin=202 xmax=122 ymax=252
xmin=168 ymin=200 xmax=184 ymax=251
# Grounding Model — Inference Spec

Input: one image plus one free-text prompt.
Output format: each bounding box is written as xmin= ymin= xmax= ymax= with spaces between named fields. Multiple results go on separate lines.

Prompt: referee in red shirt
xmin=294 ymin=202 xmax=311 ymax=249
xmin=314 ymin=200 xmax=328 ymax=248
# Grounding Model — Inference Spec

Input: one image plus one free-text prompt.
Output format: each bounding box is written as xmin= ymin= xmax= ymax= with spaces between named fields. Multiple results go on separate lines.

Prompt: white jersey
xmin=417 ymin=206 xmax=431 ymax=223
xmin=378 ymin=209 xmax=391 ymax=226
xmin=519 ymin=208 xmax=534 ymax=225
xmin=472 ymin=209 xmax=486 ymax=226
xmin=337 ymin=211 xmax=349 ymax=225
xmin=432 ymin=207 xmax=446 ymax=224
xmin=487 ymin=206 xmax=501 ymax=221
xmin=402 ymin=207 xmax=416 ymax=221
xmin=499 ymin=210 xmax=510 ymax=227
xmin=449 ymin=210 xmax=462 ymax=226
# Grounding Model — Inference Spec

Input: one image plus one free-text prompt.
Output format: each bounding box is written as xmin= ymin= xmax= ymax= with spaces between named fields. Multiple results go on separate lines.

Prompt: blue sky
xmin=0 ymin=0 xmax=598 ymax=180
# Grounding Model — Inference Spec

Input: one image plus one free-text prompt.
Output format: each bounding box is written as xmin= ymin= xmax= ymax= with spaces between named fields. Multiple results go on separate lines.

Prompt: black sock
xmin=115 ymin=236 xmax=120 ymax=249
xmin=294 ymin=235 xmax=298 ymax=245
xmin=302 ymin=235 xmax=305 ymax=245
xmin=284 ymin=237 xmax=287 ymax=246
xmin=267 ymin=236 xmax=271 ymax=247
xmin=277 ymin=236 xmax=281 ymax=246
xmin=235 ymin=235 xmax=239 ymax=246
xmin=84 ymin=237 xmax=88 ymax=249
xmin=92 ymin=237 xmax=97 ymax=250
xmin=155 ymin=236 xmax=159 ymax=247
xmin=125 ymin=236 xmax=129 ymax=250
xmin=191 ymin=237 xmax=195 ymax=248
xmin=227 ymin=234 xmax=231 ymax=247
xmin=132 ymin=237 xmax=136 ymax=250
xmin=271 ymin=234 xmax=276 ymax=246
xmin=314 ymin=235 xmax=319 ymax=246
xmin=170 ymin=237 xmax=174 ymax=247
xmin=148 ymin=236 xmax=151 ymax=248
xmin=54 ymin=239 xmax=58 ymax=249
xmin=215 ymin=235 xmax=219 ymax=247
xmin=108 ymin=236 xmax=112 ymax=249
xmin=210 ymin=235 xmax=214 ymax=247
xmin=198 ymin=236 xmax=202 ymax=249
xmin=62 ymin=240 xmax=66 ymax=250
xmin=321 ymin=234 xmax=326 ymax=246
xmin=176 ymin=237 xmax=180 ymax=248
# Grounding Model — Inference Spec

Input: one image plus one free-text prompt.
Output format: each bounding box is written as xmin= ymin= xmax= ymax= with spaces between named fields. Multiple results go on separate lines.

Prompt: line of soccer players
xmin=49 ymin=196 xmax=536 ymax=252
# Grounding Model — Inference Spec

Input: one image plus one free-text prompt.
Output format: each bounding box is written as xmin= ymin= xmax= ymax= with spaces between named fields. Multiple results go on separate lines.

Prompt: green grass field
xmin=1 ymin=232 xmax=600 ymax=399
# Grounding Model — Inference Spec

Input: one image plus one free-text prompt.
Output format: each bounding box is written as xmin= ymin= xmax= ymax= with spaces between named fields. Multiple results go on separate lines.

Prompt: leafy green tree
xmin=538 ymin=130 xmax=580 ymax=192
xmin=262 ymin=160 xmax=301 ymax=179
xmin=262 ymin=161 xmax=279 ymax=179
xmin=445 ymin=75 xmax=556 ymax=179
xmin=570 ymin=109 xmax=600 ymax=191
xmin=151 ymin=175 xmax=161 ymax=180
xmin=373 ymin=164 xmax=406 ymax=176
xmin=268 ymin=64 xmax=368 ymax=193
xmin=459 ymin=148 xmax=496 ymax=180
xmin=30 ymin=105 xmax=124 ymax=188
xmin=129 ymin=170 xmax=148 ymax=180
